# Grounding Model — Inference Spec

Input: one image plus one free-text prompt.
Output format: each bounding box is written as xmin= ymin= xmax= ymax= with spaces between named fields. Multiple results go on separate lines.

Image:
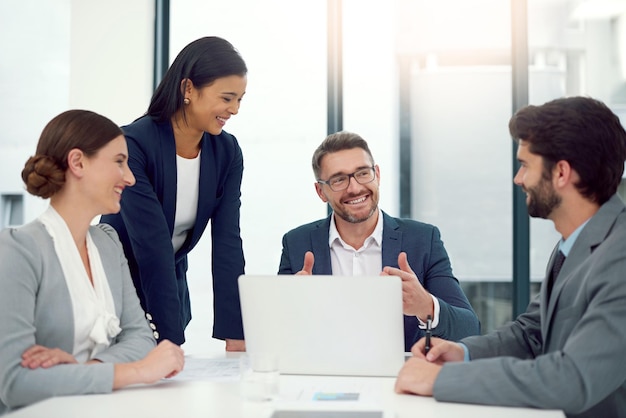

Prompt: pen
xmin=424 ymin=315 xmax=432 ymax=355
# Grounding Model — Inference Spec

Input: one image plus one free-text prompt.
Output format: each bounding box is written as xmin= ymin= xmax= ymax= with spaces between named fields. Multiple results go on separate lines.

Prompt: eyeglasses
xmin=317 ymin=166 xmax=376 ymax=192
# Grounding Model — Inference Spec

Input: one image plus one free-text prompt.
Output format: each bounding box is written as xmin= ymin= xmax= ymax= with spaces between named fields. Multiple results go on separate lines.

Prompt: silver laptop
xmin=238 ymin=275 xmax=405 ymax=377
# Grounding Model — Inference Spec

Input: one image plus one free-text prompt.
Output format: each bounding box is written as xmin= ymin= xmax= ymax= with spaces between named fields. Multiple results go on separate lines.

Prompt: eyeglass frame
xmin=316 ymin=166 xmax=377 ymax=192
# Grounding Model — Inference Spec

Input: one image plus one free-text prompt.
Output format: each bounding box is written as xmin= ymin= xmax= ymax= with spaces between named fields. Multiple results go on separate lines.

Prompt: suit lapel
xmin=542 ymin=194 xmax=625 ymax=341
xmin=381 ymin=212 xmax=401 ymax=268
xmin=311 ymin=216 xmax=332 ymax=274
xmin=541 ymin=245 xmax=561 ymax=342
xmin=546 ymin=242 xmax=587 ymax=317
xmin=160 ymin=122 xmax=178 ymax=235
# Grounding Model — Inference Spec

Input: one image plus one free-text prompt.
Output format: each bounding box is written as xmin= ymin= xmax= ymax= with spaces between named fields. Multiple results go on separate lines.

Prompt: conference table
xmin=6 ymin=351 xmax=565 ymax=418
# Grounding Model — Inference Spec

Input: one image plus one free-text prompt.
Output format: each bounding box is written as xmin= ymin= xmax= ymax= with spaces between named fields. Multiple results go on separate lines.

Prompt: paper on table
xmin=170 ymin=357 xmax=241 ymax=381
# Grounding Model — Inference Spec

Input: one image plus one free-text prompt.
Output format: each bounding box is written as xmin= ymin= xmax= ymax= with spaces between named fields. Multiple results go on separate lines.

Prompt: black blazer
xmin=102 ymin=116 xmax=245 ymax=345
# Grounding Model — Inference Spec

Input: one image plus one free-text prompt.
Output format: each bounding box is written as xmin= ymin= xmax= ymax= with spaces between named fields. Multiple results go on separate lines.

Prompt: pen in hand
xmin=424 ymin=315 xmax=432 ymax=355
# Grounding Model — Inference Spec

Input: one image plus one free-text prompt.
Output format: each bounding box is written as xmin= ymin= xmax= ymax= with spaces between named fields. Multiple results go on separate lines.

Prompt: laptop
xmin=238 ymin=275 xmax=405 ymax=377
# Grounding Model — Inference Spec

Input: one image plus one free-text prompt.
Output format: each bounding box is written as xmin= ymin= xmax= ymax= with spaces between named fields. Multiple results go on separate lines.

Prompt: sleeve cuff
xmin=459 ymin=342 xmax=470 ymax=362
xmin=417 ymin=295 xmax=441 ymax=328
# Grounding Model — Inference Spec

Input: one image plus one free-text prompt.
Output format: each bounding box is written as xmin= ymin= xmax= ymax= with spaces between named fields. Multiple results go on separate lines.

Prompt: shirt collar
xmin=328 ymin=208 xmax=383 ymax=248
xmin=559 ymin=219 xmax=590 ymax=257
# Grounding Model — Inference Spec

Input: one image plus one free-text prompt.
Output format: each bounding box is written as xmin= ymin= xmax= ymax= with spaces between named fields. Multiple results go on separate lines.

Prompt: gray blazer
xmin=0 ymin=221 xmax=156 ymax=414
xmin=433 ymin=194 xmax=626 ymax=418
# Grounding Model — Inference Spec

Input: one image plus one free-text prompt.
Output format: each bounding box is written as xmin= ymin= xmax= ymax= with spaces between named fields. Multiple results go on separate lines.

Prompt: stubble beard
xmin=526 ymin=181 xmax=561 ymax=219
xmin=336 ymin=204 xmax=378 ymax=224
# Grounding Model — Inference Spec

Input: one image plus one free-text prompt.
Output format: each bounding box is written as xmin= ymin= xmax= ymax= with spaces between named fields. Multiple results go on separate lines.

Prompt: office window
xmin=392 ymin=0 xmax=519 ymax=331
xmin=1 ymin=194 xmax=24 ymax=228
xmin=528 ymin=0 xmax=626 ymax=274
xmin=527 ymin=0 xmax=626 ymax=308
xmin=396 ymin=0 xmax=626 ymax=332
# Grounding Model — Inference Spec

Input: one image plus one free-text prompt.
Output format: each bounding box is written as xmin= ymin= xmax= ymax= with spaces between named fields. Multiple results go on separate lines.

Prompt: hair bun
xmin=21 ymin=155 xmax=65 ymax=199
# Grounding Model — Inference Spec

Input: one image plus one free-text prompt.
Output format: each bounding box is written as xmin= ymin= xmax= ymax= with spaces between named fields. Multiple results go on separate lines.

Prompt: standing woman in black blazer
xmin=102 ymin=36 xmax=247 ymax=351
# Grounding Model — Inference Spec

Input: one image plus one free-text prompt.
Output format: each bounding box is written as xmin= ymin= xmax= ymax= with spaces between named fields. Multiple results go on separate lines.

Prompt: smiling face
xmin=315 ymin=147 xmax=380 ymax=224
xmin=184 ymin=75 xmax=247 ymax=135
xmin=514 ymin=140 xmax=561 ymax=219
xmin=82 ymin=135 xmax=135 ymax=215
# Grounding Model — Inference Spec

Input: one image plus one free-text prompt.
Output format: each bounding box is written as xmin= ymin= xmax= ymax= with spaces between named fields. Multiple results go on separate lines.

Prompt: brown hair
xmin=509 ymin=96 xmax=626 ymax=204
xmin=312 ymin=131 xmax=375 ymax=180
xmin=22 ymin=110 xmax=123 ymax=198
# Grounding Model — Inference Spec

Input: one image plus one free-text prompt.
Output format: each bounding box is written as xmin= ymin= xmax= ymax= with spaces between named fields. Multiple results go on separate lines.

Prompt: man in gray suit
xmin=395 ymin=96 xmax=626 ymax=417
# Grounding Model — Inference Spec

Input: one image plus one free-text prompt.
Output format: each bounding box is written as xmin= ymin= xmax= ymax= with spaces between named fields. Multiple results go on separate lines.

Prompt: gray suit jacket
xmin=0 ymin=221 xmax=156 ymax=414
xmin=433 ymin=194 xmax=626 ymax=418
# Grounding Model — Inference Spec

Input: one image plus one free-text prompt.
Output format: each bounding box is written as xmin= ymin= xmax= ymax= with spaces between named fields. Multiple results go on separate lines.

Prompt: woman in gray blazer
xmin=0 ymin=110 xmax=184 ymax=415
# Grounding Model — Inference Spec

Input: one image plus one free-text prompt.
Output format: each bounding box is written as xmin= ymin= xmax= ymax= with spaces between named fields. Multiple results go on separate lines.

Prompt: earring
xmin=184 ymin=98 xmax=190 ymax=105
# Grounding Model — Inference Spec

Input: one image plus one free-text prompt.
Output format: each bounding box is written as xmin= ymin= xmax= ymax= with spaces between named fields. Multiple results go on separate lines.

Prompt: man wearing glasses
xmin=278 ymin=131 xmax=480 ymax=351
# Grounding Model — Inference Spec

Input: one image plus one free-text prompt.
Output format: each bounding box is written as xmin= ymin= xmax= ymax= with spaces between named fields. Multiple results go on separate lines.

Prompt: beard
xmin=335 ymin=205 xmax=378 ymax=224
xmin=330 ymin=190 xmax=379 ymax=224
xmin=525 ymin=179 xmax=561 ymax=219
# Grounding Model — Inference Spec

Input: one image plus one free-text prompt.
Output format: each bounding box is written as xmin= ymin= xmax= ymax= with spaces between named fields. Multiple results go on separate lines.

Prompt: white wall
xmin=0 ymin=0 xmax=153 ymax=222
xmin=69 ymin=1 xmax=153 ymax=125
xmin=0 ymin=0 xmax=69 ymax=221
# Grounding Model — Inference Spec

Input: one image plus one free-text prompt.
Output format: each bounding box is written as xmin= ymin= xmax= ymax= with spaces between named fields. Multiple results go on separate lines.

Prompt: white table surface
xmin=5 ymin=352 xmax=564 ymax=418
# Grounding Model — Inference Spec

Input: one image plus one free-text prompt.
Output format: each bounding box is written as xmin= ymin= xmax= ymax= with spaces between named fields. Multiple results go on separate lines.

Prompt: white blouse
xmin=172 ymin=151 xmax=201 ymax=253
xmin=38 ymin=206 xmax=120 ymax=362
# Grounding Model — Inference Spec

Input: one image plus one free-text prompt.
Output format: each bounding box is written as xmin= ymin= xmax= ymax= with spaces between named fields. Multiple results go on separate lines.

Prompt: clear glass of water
xmin=239 ymin=353 xmax=280 ymax=402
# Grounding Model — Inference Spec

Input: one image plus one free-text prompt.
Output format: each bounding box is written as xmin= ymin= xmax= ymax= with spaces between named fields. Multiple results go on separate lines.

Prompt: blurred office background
xmin=2 ymin=0 xmax=626 ymax=352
